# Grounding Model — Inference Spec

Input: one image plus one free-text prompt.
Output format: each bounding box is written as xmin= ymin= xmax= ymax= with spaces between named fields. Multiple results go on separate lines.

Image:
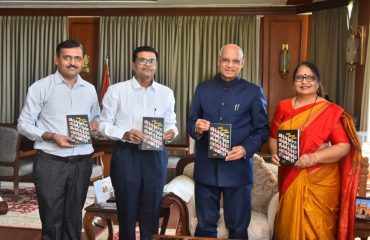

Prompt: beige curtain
xmin=309 ymin=7 xmax=348 ymax=107
xmin=0 ymin=16 xmax=67 ymax=123
xmin=99 ymin=16 xmax=257 ymax=144
xmin=360 ymin=20 xmax=370 ymax=131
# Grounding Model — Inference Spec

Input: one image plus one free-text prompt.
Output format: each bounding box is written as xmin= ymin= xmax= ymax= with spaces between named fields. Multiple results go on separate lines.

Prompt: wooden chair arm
xmin=19 ymin=149 xmax=37 ymax=158
xmin=161 ymin=192 xmax=191 ymax=236
xmin=175 ymin=155 xmax=196 ymax=176
xmin=92 ymin=151 xmax=105 ymax=177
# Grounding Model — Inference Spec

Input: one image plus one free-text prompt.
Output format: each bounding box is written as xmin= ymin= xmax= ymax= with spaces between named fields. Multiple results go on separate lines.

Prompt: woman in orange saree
xmin=269 ymin=61 xmax=361 ymax=240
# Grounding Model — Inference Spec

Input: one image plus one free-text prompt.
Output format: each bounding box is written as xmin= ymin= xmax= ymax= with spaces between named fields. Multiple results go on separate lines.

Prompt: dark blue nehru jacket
xmin=187 ymin=76 xmax=269 ymax=187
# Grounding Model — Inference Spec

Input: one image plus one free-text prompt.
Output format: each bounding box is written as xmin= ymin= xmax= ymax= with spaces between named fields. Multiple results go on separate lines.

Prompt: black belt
xmin=38 ymin=151 xmax=92 ymax=163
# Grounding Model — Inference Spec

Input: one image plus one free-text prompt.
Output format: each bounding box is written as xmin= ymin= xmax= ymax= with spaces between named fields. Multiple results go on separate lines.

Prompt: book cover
xmin=277 ymin=129 xmax=300 ymax=164
xmin=66 ymin=114 xmax=92 ymax=144
xmin=208 ymin=123 xmax=232 ymax=158
xmin=139 ymin=117 xmax=164 ymax=151
xmin=93 ymin=176 xmax=115 ymax=203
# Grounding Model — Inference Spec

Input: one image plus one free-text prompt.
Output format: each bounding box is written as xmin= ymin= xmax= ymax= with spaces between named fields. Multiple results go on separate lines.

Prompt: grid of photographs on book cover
xmin=209 ymin=124 xmax=231 ymax=158
xmin=278 ymin=130 xmax=299 ymax=164
xmin=67 ymin=115 xmax=92 ymax=144
xmin=142 ymin=117 xmax=163 ymax=150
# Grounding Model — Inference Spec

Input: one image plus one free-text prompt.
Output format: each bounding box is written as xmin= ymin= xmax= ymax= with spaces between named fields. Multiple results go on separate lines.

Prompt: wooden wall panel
xmin=354 ymin=0 xmax=370 ymax=118
xmin=68 ymin=18 xmax=100 ymax=86
xmin=261 ymin=15 xmax=309 ymax=121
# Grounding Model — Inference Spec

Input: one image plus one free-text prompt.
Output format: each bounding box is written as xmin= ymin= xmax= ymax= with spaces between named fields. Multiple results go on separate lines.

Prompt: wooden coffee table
xmin=83 ymin=203 xmax=118 ymax=240
xmin=152 ymin=234 xmax=227 ymax=239
xmin=83 ymin=193 xmax=187 ymax=240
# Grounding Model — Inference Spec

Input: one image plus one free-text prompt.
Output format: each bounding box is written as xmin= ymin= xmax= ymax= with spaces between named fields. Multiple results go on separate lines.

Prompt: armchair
xmin=90 ymin=151 xmax=105 ymax=183
xmin=163 ymin=153 xmax=279 ymax=239
xmin=0 ymin=126 xmax=35 ymax=201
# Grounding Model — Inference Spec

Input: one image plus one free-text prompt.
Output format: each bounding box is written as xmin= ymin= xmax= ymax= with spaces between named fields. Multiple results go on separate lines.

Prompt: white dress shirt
xmin=100 ymin=77 xmax=178 ymax=141
xmin=17 ymin=70 xmax=100 ymax=157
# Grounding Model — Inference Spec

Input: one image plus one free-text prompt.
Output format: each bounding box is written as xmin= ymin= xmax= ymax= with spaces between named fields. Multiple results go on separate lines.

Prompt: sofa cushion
xmin=183 ymin=162 xmax=194 ymax=178
xmin=189 ymin=209 xmax=270 ymax=239
xmin=251 ymin=154 xmax=278 ymax=214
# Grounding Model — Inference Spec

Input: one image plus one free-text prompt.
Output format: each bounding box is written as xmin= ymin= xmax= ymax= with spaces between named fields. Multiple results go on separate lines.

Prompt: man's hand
xmin=195 ymin=119 xmax=210 ymax=134
xmin=225 ymin=146 xmax=246 ymax=161
xmin=163 ymin=129 xmax=175 ymax=142
xmin=90 ymin=121 xmax=100 ymax=137
xmin=53 ymin=134 xmax=77 ymax=148
xmin=123 ymin=129 xmax=144 ymax=144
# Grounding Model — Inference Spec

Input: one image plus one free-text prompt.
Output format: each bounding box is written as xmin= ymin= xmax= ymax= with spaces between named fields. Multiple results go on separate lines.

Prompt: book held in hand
xmin=208 ymin=123 xmax=232 ymax=158
xmin=277 ymin=129 xmax=300 ymax=164
xmin=66 ymin=114 xmax=92 ymax=144
xmin=139 ymin=117 xmax=164 ymax=151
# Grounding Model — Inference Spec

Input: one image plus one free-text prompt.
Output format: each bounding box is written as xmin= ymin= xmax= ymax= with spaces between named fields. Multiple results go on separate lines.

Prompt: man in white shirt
xmin=17 ymin=39 xmax=100 ymax=240
xmin=100 ymin=46 xmax=178 ymax=240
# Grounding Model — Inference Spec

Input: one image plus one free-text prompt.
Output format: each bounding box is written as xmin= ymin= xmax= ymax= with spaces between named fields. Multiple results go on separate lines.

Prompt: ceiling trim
xmin=0 ymin=7 xmax=297 ymax=16
xmin=0 ymin=0 xmax=350 ymax=16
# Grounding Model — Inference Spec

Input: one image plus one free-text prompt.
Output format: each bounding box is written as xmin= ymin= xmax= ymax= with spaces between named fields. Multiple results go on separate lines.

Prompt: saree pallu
xmin=271 ymin=100 xmax=361 ymax=240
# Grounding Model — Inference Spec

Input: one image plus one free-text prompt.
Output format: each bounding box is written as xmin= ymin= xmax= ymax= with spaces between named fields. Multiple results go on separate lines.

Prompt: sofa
xmin=163 ymin=153 xmax=279 ymax=239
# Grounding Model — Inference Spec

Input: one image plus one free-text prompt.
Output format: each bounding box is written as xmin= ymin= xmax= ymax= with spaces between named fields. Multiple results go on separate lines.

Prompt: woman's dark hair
xmin=293 ymin=61 xmax=326 ymax=97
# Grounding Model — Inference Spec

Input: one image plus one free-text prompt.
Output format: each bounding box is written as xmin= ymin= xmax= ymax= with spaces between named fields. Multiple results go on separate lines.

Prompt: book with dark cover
xmin=66 ymin=114 xmax=92 ymax=144
xmin=277 ymin=129 xmax=300 ymax=164
xmin=208 ymin=123 xmax=232 ymax=158
xmin=140 ymin=117 xmax=164 ymax=151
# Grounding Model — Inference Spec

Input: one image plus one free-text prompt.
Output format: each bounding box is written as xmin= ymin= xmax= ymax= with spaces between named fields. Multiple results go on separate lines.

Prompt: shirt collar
xmin=54 ymin=70 xmax=86 ymax=88
xmin=132 ymin=76 xmax=158 ymax=91
xmin=216 ymin=74 xmax=241 ymax=88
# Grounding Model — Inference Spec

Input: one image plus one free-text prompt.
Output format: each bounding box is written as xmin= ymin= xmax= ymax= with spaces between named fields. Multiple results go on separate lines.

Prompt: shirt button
xmin=221 ymin=102 xmax=224 ymax=105
xmin=220 ymin=117 xmax=223 ymax=120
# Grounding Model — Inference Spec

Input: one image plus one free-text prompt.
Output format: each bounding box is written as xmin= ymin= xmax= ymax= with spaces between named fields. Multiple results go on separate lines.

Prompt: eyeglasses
xmin=63 ymin=55 xmax=83 ymax=62
xmin=220 ymin=58 xmax=242 ymax=65
xmin=294 ymin=75 xmax=317 ymax=82
xmin=136 ymin=58 xmax=157 ymax=65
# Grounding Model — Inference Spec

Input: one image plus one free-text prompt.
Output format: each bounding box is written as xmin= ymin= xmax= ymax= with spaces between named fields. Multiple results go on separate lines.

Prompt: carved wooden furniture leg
xmin=83 ymin=211 xmax=96 ymax=240
xmin=161 ymin=192 xmax=191 ymax=236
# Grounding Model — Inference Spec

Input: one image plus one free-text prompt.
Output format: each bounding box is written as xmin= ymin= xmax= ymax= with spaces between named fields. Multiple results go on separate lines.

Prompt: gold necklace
xmin=289 ymin=95 xmax=318 ymax=130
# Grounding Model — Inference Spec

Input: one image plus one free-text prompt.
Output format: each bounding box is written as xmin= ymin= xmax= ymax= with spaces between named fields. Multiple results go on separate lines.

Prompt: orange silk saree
xmin=270 ymin=99 xmax=361 ymax=240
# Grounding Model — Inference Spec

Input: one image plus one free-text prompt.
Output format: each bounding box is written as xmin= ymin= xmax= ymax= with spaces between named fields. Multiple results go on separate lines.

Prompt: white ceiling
xmin=0 ymin=0 xmax=326 ymax=8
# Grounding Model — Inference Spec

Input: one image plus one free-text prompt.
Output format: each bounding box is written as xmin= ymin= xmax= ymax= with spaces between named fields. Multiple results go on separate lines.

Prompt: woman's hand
xmin=295 ymin=153 xmax=318 ymax=168
xmin=271 ymin=153 xmax=281 ymax=166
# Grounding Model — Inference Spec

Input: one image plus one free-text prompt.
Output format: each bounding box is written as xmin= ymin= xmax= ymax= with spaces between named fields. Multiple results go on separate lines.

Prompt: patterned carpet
xmin=0 ymin=182 xmax=96 ymax=231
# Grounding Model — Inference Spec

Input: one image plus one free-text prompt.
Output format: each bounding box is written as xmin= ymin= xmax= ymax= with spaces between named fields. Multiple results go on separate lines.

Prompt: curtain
xmin=360 ymin=20 xmax=370 ymax=131
xmin=0 ymin=16 xmax=67 ymax=123
xmin=99 ymin=16 xmax=257 ymax=144
xmin=309 ymin=7 xmax=348 ymax=108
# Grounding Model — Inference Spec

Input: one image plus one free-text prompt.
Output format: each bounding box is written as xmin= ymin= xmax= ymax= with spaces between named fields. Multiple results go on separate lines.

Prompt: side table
xmin=355 ymin=220 xmax=370 ymax=240
xmin=83 ymin=203 xmax=118 ymax=240
xmin=83 ymin=193 xmax=183 ymax=240
xmin=0 ymin=198 xmax=8 ymax=215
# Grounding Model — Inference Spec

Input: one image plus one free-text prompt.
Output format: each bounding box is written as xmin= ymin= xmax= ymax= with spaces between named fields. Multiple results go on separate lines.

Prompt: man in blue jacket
xmin=187 ymin=44 xmax=269 ymax=239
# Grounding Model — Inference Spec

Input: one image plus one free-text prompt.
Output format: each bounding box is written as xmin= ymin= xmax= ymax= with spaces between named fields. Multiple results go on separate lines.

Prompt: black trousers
xmin=33 ymin=151 xmax=92 ymax=240
xmin=194 ymin=181 xmax=252 ymax=240
xmin=110 ymin=141 xmax=167 ymax=240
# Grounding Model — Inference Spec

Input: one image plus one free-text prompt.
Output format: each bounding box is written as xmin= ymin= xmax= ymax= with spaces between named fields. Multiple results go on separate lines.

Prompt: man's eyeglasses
xmin=294 ymin=75 xmax=317 ymax=82
xmin=220 ymin=58 xmax=242 ymax=65
xmin=136 ymin=58 xmax=157 ymax=65
xmin=63 ymin=55 xmax=83 ymax=62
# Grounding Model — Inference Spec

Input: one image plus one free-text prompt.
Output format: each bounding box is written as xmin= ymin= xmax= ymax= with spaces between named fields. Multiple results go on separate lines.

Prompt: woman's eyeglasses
xmin=294 ymin=75 xmax=317 ymax=82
